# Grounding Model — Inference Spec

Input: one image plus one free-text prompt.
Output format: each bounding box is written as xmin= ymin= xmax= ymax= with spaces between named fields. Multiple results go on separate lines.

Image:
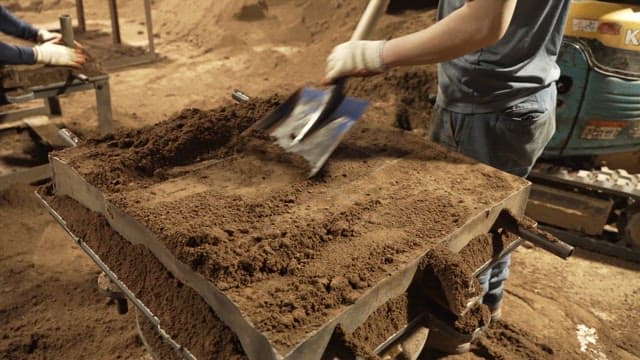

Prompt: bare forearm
xmin=382 ymin=0 xmax=516 ymax=67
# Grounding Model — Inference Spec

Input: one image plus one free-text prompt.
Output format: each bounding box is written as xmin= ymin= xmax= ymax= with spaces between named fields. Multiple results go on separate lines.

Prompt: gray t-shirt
xmin=436 ymin=0 xmax=571 ymax=113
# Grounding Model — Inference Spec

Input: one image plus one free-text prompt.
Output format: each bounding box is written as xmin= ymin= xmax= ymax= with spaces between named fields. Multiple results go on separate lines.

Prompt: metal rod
xmin=374 ymin=314 xmax=426 ymax=355
xmin=75 ymin=0 xmax=86 ymax=33
xmin=94 ymin=79 xmax=115 ymax=135
xmin=58 ymin=128 xmax=81 ymax=147
xmin=36 ymin=192 xmax=197 ymax=360
xmin=59 ymin=15 xmax=75 ymax=47
xmin=143 ymin=0 xmax=155 ymax=56
xmin=517 ymin=226 xmax=575 ymax=259
xmin=108 ymin=0 xmax=122 ymax=45
xmin=232 ymin=89 xmax=250 ymax=103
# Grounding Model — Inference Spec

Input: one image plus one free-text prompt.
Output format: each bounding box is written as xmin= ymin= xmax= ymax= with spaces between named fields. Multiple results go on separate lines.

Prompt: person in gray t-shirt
xmin=325 ymin=0 xmax=570 ymax=355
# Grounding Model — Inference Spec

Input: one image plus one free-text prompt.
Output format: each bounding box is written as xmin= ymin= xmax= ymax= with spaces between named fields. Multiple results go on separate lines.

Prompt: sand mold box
xmin=53 ymin=82 xmax=527 ymax=353
xmin=38 ymin=191 xmax=490 ymax=360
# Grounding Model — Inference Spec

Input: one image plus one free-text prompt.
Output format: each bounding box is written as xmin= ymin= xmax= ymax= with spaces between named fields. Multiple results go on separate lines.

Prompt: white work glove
xmin=34 ymin=41 xmax=85 ymax=67
xmin=325 ymin=40 xmax=387 ymax=84
xmin=37 ymin=29 xmax=61 ymax=43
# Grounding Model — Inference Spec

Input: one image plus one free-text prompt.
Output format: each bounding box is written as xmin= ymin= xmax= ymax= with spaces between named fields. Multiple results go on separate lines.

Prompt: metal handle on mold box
xmin=516 ymin=226 xmax=575 ymax=259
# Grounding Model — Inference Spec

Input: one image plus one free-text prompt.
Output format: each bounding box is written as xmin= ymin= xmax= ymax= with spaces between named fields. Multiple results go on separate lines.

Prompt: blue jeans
xmin=429 ymin=86 xmax=557 ymax=308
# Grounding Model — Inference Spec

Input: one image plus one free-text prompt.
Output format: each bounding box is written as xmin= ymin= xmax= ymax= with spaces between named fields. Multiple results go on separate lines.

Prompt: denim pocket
xmin=494 ymin=99 xmax=556 ymax=176
xmin=429 ymin=106 xmax=458 ymax=151
xmin=502 ymin=96 xmax=549 ymax=122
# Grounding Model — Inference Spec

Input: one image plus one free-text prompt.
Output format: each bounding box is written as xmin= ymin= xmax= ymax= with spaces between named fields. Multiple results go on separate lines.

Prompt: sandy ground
xmin=1 ymin=1 xmax=639 ymax=359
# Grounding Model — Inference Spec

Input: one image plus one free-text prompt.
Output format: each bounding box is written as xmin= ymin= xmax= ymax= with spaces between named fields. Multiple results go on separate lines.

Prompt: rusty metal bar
xmin=94 ymin=79 xmax=114 ymax=135
xmin=59 ymin=15 xmax=75 ymax=47
xmin=108 ymin=0 xmax=122 ymax=45
xmin=143 ymin=0 xmax=156 ymax=56
xmin=516 ymin=226 xmax=575 ymax=259
xmin=75 ymin=0 xmax=86 ymax=33
xmin=36 ymin=192 xmax=197 ymax=360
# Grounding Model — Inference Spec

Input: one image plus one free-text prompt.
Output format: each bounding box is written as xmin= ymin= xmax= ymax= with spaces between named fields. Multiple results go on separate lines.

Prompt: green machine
xmin=527 ymin=0 xmax=640 ymax=261
xmin=546 ymin=0 xmax=640 ymax=157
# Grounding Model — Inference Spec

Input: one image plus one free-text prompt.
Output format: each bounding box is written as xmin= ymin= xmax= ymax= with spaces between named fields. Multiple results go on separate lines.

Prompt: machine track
xmin=527 ymin=164 xmax=640 ymax=262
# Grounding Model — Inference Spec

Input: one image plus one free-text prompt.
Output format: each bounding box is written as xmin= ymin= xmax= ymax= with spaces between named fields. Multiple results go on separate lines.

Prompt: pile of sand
xmin=150 ymin=0 xmax=436 ymax=51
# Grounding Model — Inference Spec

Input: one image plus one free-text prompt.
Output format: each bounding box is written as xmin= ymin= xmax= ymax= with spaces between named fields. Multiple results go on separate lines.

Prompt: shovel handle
xmin=294 ymin=0 xmax=388 ymax=144
xmin=351 ymin=0 xmax=390 ymax=41
xmin=330 ymin=0 xmax=388 ymax=91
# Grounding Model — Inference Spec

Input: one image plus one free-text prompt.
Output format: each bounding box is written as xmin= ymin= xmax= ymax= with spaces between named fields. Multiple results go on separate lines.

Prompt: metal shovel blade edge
xmin=252 ymin=87 xmax=368 ymax=177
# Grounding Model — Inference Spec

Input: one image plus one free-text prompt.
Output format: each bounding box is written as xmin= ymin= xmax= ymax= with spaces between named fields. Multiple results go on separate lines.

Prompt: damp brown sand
xmin=476 ymin=321 xmax=555 ymax=359
xmin=41 ymin=190 xmax=247 ymax=359
xmin=53 ymin=91 xmax=527 ymax=352
xmin=328 ymin=227 xmax=521 ymax=358
xmin=334 ymin=226 xmax=516 ymax=357
xmin=414 ymin=215 xmax=523 ymax=317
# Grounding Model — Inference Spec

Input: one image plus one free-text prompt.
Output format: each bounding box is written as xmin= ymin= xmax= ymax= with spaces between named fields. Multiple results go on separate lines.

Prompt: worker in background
xmin=0 ymin=6 xmax=84 ymax=67
xmin=325 ymin=0 xmax=570 ymax=354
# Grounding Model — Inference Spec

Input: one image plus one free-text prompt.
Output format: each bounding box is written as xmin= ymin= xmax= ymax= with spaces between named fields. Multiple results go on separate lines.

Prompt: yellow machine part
xmin=565 ymin=0 xmax=640 ymax=51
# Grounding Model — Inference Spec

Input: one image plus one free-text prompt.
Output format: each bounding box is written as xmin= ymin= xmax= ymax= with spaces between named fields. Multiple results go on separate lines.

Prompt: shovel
xmin=248 ymin=0 xmax=389 ymax=177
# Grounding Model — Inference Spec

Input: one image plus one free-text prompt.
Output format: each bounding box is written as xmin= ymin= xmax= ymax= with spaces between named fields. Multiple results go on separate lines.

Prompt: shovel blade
xmin=254 ymin=87 xmax=368 ymax=177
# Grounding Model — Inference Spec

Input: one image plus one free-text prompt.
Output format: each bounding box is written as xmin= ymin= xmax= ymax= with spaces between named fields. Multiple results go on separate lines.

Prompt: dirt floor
xmin=1 ymin=1 xmax=639 ymax=359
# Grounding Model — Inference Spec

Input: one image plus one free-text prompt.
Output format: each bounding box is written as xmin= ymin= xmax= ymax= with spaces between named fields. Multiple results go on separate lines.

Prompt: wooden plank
xmin=24 ymin=116 xmax=69 ymax=149
xmin=0 ymin=164 xmax=51 ymax=191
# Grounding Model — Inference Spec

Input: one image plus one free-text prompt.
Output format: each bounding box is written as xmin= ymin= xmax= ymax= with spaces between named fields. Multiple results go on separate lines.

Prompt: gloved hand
xmin=37 ymin=29 xmax=61 ymax=43
xmin=34 ymin=41 xmax=85 ymax=67
xmin=324 ymin=40 xmax=387 ymax=84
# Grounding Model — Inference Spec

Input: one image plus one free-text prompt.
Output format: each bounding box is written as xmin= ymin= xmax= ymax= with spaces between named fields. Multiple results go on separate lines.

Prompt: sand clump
xmin=64 ymin=96 xmax=283 ymax=192
xmin=320 ymin=220 xmax=528 ymax=359
xmin=233 ymin=0 xmax=269 ymax=21
xmin=476 ymin=322 xmax=555 ymax=359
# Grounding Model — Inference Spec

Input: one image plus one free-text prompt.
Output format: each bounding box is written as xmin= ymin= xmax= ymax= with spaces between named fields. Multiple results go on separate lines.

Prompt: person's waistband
xmin=435 ymin=84 xmax=557 ymax=114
